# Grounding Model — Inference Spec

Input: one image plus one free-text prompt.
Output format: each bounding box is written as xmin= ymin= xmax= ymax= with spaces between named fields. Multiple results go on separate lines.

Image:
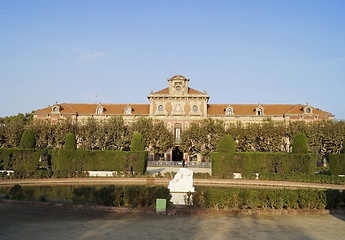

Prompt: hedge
xmin=193 ymin=187 xmax=344 ymax=210
xmin=329 ymin=154 xmax=345 ymax=176
xmin=72 ymin=185 xmax=171 ymax=207
xmin=0 ymin=148 xmax=41 ymax=171
xmin=51 ymin=150 xmax=147 ymax=173
xmin=212 ymin=152 xmax=318 ymax=178
xmin=0 ymin=148 xmax=148 ymax=176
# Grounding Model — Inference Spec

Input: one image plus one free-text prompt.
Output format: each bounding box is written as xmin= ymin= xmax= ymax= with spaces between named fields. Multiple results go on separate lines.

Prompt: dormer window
xmin=226 ymin=107 xmax=233 ymax=115
xmin=52 ymin=103 xmax=60 ymax=113
xmin=96 ymin=107 xmax=102 ymax=114
xmin=125 ymin=107 xmax=131 ymax=115
xmin=303 ymin=103 xmax=313 ymax=114
xmin=257 ymin=108 xmax=263 ymax=115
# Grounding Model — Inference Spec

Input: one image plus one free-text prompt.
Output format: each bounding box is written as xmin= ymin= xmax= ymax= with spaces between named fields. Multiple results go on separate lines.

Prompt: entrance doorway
xmin=172 ymin=147 xmax=183 ymax=162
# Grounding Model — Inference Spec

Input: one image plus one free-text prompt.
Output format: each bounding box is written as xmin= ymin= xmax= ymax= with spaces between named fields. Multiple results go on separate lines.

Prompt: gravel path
xmin=0 ymin=178 xmax=345 ymax=190
xmin=0 ymin=202 xmax=344 ymax=240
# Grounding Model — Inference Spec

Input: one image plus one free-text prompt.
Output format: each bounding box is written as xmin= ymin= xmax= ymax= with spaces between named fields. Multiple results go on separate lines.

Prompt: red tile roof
xmin=152 ymin=87 xmax=205 ymax=95
xmin=35 ymin=103 xmax=150 ymax=115
xmin=207 ymin=104 xmax=332 ymax=116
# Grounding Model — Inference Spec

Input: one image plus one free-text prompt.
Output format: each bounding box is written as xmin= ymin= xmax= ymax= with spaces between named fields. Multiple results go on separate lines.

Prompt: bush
xmin=72 ymin=185 xmax=171 ymax=207
xmin=194 ymin=187 xmax=333 ymax=210
xmin=329 ymin=154 xmax=345 ymax=176
xmin=8 ymin=184 xmax=24 ymax=200
xmin=292 ymin=133 xmax=308 ymax=154
xmin=211 ymin=152 xmax=318 ymax=178
xmin=64 ymin=133 xmax=77 ymax=150
xmin=19 ymin=129 xmax=36 ymax=149
xmin=217 ymin=135 xmax=236 ymax=153
xmin=130 ymin=132 xmax=145 ymax=151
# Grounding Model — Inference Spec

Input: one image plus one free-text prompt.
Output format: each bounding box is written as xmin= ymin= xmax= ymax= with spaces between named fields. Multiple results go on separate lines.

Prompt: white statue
xmin=168 ymin=168 xmax=195 ymax=205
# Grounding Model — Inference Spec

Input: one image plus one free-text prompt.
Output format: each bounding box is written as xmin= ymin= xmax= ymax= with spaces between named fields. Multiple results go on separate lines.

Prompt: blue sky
xmin=1 ymin=0 xmax=345 ymax=120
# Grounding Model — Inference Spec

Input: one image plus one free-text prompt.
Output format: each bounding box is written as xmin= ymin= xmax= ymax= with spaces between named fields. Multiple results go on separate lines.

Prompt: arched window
xmin=96 ymin=107 xmax=102 ymax=114
xmin=257 ymin=108 xmax=263 ymax=116
xmin=306 ymin=108 xmax=311 ymax=114
xmin=125 ymin=107 xmax=131 ymax=115
xmin=226 ymin=108 xmax=233 ymax=115
xmin=53 ymin=107 xmax=58 ymax=113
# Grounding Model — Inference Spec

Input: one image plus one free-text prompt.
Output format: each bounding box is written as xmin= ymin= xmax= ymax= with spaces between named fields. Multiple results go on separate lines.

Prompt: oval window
xmin=192 ymin=105 xmax=198 ymax=112
xmin=158 ymin=105 xmax=164 ymax=112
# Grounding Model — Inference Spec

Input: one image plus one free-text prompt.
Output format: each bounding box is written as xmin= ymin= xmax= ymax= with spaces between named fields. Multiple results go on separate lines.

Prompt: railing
xmin=147 ymin=161 xmax=211 ymax=168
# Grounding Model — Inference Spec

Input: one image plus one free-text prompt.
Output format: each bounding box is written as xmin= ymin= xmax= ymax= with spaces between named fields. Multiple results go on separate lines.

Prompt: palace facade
xmin=34 ymin=75 xmax=334 ymax=162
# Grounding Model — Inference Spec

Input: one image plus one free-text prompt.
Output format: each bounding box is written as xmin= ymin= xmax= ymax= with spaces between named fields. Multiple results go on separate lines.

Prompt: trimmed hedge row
xmin=51 ymin=150 xmax=147 ymax=173
xmin=0 ymin=148 xmax=148 ymax=176
xmin=72 ymin=185 xmax=171 ymax=207
xmin=0 ymin=148 xmax=41 ymax=172
xmin=329 ymin=154 xmax=345 ymax=176
xmin=259 ymin=173 xmax=345 ymax=185
xmin=212 ymin=152 xmax=318 ymax=178
xmin=193 ymin=187 xmax=344 ymax=210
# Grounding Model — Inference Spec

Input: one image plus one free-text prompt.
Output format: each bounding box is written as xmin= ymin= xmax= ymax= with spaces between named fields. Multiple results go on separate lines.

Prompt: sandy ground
xmin=0 ymin=202 xmax=345 ymax=240
xmin=1 ymin=178 xmax=345 ymax=190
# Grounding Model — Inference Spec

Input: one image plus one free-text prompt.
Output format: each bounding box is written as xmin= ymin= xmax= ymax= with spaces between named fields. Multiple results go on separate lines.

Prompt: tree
xmin=64 ymin=133 xmax=77 ymax=150
xmin=217 ymin=134 xmax=236 ymax=152
xmin=341 ymin=137 xmax=345 ymax=154
xmin=292 ymin=133 xmax=308 ymax=154
xmin=19 ymin=129 xmax=36 ymax=149
xmin=152 ymin=121 xmax=174 ymax=153
xmin=130 ymin=132 xmax=145 ymax=151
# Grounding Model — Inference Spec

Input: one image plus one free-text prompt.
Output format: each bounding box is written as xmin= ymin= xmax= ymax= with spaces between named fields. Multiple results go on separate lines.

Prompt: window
xmin=174 ymin=123 xmax=182 ymax=140
xmin=176 ymin=86 xmax=181 ymax=91
xmin=175 ymin=128 xmax=181 ymax=139
xmin=158 ymin=105 xmax=164 ymax=112
xmin=226 ymin=108 xmax=232 ymax=115
xmin=306 ymin=108 xmax=311 ymax=114
xmin=257 ymin=108 xmax=263 ymax=116
xmin=192 ymin=105 xmax=198 ymax=112
xmin=96 ymin=107 xmax=102 ymax=114
xmin=53 ymin=107 xmax=58 ymax=113
xmin=125 ymin=107 xmax=131 ymax=115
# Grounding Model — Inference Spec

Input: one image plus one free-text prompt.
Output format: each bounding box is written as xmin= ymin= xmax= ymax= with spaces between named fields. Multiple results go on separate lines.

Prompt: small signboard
xmin=156 ymin=199 xmax=166 ymax=214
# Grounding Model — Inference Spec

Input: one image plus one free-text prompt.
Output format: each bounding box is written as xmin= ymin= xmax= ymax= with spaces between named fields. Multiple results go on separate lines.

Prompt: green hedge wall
xmin=0 ymin=148 xmax=147 ymax=174
xmin=193 ymin=187 xmax=344 ymax=210
xmin=0 ymin=148 xmax=41 ymax=171
xmin=212 ymin=152 xmax=318 ymax=178
xmin=51 ymin=150 xmax=147 ymax=173
xmin=329 ymin=154 xmax=345 ymax=176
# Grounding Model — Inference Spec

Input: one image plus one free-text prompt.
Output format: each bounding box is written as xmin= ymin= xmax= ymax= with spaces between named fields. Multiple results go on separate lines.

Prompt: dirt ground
xmin=1 ymin=202 xmax=345 ymax=240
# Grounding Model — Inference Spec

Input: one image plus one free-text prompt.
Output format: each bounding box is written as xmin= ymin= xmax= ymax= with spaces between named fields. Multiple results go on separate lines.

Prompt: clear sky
xmin=1 ymin=0 xmax=344 ymax=120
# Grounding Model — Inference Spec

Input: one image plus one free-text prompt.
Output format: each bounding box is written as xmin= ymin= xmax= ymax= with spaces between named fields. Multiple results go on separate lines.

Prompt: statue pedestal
xmin=168 ymin=168 xmax=195 ymax=205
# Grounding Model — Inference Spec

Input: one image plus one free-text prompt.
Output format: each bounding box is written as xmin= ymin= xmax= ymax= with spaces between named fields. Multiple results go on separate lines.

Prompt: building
xmin=34 ymin=75 xmax=334 ymax=161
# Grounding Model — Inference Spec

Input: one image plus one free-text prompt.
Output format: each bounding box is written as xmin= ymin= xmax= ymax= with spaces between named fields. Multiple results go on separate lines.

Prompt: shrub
xmin=292 ymin=133 xmax=308 ymax=154
xmin=217 ymin=135 xmax=236 ymax=153
xmin=8 ymin=184 xmax=24 ymax=200
xmin=130 ymin=132 xmax=145 ymax=151
xmin=329 ymin=154 xmax=345 ymax=176
xmin=19 ymin=129 xmax=36 ymax=149
xmin=64 ymin=133 xmax=77 ymax=150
